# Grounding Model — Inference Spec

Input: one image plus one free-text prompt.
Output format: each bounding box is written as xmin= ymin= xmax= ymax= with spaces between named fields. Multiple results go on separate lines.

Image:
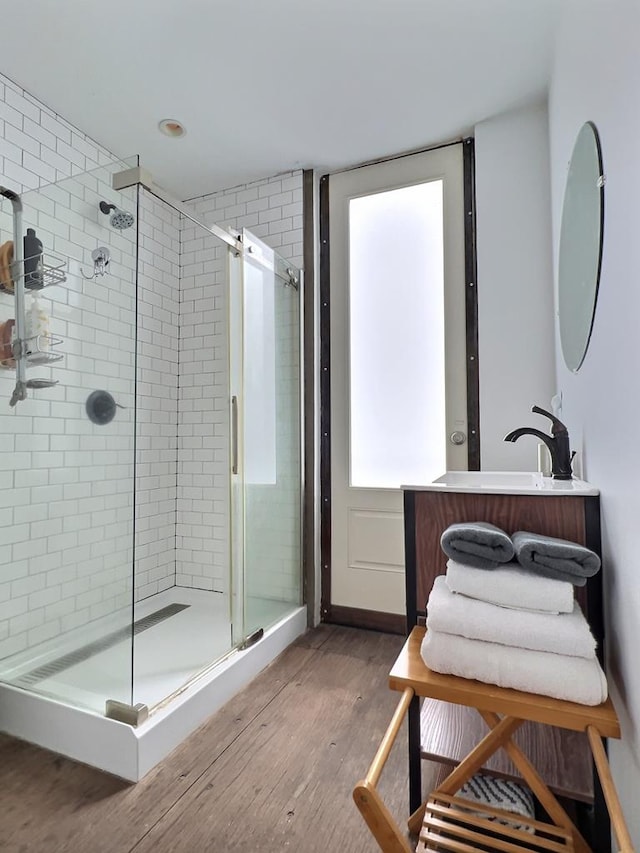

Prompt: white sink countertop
xmin=403 ymin=471 xmax=599 ymax=496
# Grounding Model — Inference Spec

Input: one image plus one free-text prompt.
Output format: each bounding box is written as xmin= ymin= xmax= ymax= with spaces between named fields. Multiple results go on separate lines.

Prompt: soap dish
xmin=25 ymin=333 xmax=64 ymax=365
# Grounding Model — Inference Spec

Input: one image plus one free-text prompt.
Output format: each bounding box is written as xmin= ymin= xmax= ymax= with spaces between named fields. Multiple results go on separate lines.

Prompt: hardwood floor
xmin=0 ymin=625 xmax=412 ymax=852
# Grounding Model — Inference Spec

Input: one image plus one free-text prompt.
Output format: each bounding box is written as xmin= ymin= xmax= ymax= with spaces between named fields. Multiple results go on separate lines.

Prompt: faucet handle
xmin=531 ymin=404 xmax=569 ymax=435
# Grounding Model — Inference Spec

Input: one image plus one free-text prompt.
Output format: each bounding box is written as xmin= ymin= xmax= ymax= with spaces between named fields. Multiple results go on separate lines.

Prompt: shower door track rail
xmin=143 ymin=182 xmax=244 ymax=254
xmin=145 ymin=633 xmax=257 ymax=717
xmin=113 ymin=166 xmax=299 ymax=285
xmin=112 ymin=165 xmax=243 ymax=253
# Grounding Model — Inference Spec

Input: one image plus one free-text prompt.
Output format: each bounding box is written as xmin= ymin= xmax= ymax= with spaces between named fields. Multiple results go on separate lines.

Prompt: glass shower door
xmin=0 ymin=159 xmax=138 ymax=713
xmin=230 ymin=230 xmax=302 ymax=643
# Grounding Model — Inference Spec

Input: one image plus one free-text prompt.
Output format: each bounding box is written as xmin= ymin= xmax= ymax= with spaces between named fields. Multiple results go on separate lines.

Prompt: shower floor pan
xmin=0 ymin=589 xmax=306 ymax=780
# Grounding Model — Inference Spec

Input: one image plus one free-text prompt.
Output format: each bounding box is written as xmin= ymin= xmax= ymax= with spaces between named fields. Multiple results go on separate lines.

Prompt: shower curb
xmin=0 ymin=606 xmax=306 ymax=781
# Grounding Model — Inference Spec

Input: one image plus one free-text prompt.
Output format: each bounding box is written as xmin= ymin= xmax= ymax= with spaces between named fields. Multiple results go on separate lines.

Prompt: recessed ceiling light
xmin=158 ymin=119 xmax=186 ymax=138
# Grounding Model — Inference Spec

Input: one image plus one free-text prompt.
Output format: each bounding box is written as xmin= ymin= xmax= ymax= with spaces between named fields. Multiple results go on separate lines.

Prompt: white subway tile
xmin=3 ymin=159 xmax=39 ymax=190
xmin=0 ymin=98 xmax=23 ymax=131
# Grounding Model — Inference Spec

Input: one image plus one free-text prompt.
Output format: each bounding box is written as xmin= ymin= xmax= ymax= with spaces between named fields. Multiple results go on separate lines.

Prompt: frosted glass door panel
xmin=244 ymin=262 xmax=276 ymax=486
xmin=349 ymin=182 xmax=446 ymax=488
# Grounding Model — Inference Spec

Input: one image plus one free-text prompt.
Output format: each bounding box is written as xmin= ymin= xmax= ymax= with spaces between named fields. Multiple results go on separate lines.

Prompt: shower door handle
xmin=231 ymin=395 xmax=239 ymax=475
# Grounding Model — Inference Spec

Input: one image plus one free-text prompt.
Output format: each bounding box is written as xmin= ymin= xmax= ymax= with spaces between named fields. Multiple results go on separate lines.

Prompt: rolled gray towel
xmin=440 ymin=522 xmax=515 ymax=570
xmin=512 ymin=530 xmax=601 ymax=584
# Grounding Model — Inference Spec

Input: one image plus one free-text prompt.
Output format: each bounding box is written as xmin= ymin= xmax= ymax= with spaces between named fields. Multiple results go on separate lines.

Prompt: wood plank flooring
xmin=0 ymin=625 xmax=413 ymax=853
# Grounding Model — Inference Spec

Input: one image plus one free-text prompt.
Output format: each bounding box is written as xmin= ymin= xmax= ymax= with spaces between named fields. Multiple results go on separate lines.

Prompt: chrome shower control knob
xmin=450 ymin=431 xmax=467 ymax=446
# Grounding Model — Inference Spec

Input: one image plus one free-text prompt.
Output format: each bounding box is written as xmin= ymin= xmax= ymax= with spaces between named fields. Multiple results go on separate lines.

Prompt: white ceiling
xmin=2 ymin=0 xmax=559 ymax=200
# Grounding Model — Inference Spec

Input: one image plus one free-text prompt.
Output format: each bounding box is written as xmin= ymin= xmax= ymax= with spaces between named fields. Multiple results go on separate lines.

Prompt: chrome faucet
xmin=504 ymin=405 xmax=574 ymax=480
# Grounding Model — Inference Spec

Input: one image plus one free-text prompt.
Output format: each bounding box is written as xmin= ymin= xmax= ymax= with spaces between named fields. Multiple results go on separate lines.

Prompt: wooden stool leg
xmin=434 ymin=715 xmax=523 ymax=795
xmin=353 ymin=688 xmax=415 ymax=853
xmin=353 ymin=782 xmax=413 ymax=853
xmin=587 ymin=726 xmax=634 ymax=853
xmin=407 ymin=763 xmax=455 ymax=835
xmin=407 ymin=802 xmax=426 ymax=836
xmin=406 ymin=717 xmax=524 ymax=835
xmin=408 ymin=694 xmax=422 ymax=813
xmin=479 ymin=710 xmax=592 ymax=853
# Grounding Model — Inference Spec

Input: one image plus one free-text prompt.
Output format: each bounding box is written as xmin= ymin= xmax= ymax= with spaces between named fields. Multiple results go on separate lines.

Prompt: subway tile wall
xmin=0 ymin=75 xmax=123 ymax=187
xmin=135 ymin=189 xmax=180 ymax=600
xmin=186 ymin=172 xmax=303 ymax=261
xmin=176 ymin=220 xmax=228 ymax=591
xmin=0 ymin=70 xmax=304 ymax=660
xmin=0 ymin=74 xmax=172 ymax=660
xmin=0 ymin=166 xmax=138 ymax=661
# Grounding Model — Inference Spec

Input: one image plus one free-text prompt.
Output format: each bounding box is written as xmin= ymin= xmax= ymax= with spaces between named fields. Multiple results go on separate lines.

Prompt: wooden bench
xmin=353 ymin=627 xmax=634 ymax=853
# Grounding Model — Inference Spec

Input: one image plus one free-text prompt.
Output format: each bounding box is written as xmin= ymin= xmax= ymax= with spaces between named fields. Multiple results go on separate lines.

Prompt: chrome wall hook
xmin=82 ymin=246 xmax=110 ymax=279
xmin=284 ymin=267 xmax=299 ymax=290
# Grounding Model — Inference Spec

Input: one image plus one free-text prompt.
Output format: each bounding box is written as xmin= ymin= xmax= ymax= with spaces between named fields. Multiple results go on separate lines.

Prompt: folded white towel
xmin=428 ymin=576 xmax=596 ymax=659
xmin=446 ymin=559 xmax=574 ymax=614
xmin=421 ymin=628 xmax=608 ymax=706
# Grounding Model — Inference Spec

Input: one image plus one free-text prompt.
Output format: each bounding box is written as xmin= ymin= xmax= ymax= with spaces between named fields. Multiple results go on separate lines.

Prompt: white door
xmin=329 ymin=145 xmax=468 ymax=617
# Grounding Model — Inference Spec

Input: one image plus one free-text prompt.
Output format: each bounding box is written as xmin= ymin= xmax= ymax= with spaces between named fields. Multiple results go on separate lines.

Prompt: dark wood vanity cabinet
xmin=402 ymin=486 xmax=608 ymax=850
xmin=404 ymin=489 xmax=603 ymax=652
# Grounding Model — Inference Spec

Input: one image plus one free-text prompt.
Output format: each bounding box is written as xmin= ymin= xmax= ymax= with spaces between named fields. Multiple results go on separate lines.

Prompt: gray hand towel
xmin=512 ymin=530 xmax=601 ymax=584
xmin=440 ymin=522 xmax=515 ymax=570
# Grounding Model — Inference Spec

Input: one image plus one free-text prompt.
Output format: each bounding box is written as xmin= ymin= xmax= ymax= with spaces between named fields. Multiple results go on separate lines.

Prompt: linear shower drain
xmin=15 ymin=603 xmax=190 ymax=687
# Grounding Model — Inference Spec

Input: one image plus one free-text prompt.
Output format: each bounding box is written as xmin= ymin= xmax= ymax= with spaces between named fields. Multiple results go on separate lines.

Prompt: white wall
xmin=548 ymin=2 xmax=640 ymax=844
xmin=475 ymin=102 xmax=556 ymax=470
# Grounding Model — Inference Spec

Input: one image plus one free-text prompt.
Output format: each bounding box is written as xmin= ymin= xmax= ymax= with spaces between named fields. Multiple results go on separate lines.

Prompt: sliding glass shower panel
xmin=240 ymin=230 xmax=302 ymax=636
xmin=0 ymin=158 xmax=138 ymax=712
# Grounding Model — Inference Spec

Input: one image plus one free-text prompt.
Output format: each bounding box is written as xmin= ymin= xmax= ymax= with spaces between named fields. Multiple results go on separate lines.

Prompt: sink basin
xmin=404 ymin=471 xmax=598 ymax=496
xmin=434 ymin=471 xmax=543 ymax=489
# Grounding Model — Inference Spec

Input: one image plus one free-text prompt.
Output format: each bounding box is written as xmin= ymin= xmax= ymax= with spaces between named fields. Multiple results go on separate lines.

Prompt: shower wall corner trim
xmin=113 ymin=164 xmax=243 ymax=255
xmin=112 ymin=165 xmax=154 ymax=192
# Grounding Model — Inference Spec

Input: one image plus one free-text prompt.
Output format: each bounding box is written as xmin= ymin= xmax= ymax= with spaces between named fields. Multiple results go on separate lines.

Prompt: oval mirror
xmin=558 ymin=121 xmax=604 ymax=372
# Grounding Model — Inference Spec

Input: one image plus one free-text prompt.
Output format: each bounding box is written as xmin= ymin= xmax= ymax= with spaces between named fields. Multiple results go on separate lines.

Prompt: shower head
xmin=99 ymin=200 xmax=135 ymax=230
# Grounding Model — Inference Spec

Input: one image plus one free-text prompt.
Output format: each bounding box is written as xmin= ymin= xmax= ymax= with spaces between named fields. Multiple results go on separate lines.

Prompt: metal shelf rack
xmin=0 ymin=186 xmax=68 ymax=407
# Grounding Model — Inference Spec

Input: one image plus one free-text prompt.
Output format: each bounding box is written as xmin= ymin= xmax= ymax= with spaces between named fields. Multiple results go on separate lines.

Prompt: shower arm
xmin=0 ymin=187 xmax=28 ymax=406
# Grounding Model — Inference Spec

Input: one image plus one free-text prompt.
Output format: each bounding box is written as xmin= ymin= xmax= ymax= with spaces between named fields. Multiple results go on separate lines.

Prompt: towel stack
xmin=421 ymin=522 xmax=608 ymax=706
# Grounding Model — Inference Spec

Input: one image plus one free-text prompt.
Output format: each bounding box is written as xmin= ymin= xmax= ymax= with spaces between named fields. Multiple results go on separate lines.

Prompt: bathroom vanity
xmin=402 ymin=472 xmax=608 ymax=849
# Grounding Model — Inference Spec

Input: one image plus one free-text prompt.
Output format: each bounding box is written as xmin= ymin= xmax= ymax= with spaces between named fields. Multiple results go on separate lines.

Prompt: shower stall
xmin=0 ymin=157 xmax=305 ymax=779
